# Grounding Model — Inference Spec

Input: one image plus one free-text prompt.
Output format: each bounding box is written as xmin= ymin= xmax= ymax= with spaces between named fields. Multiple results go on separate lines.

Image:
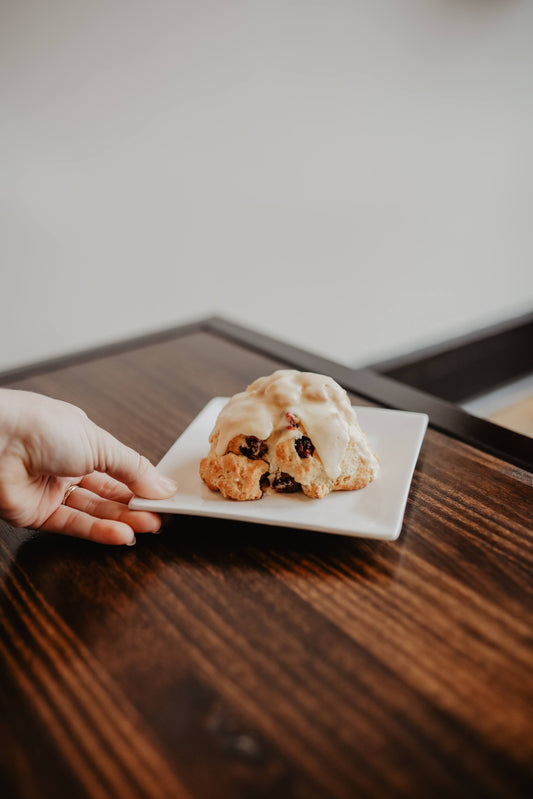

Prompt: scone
xmin=199 ymin=369 xmax=379 ymax=501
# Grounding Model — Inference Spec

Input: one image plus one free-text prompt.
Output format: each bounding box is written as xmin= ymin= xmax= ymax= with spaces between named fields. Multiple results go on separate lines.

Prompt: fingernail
xmin=126 ymin=536 xmax=136 ymax=546
xmin=158 ymin=476 xmax=178 ymax=493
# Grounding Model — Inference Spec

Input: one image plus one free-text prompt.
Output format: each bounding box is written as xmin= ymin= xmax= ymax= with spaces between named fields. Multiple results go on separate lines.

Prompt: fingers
xmin=67 ymin=486 xmax=162 ymax=534
xmin=87 ymin=424 xmax=177 ymax=499
xmin=40 ymin=485 xmax=163 ymax=545
xmin=79 ymin=472 xmax=133 ymax=503
xmin=40 ymin=505 xmax=138 ymax=546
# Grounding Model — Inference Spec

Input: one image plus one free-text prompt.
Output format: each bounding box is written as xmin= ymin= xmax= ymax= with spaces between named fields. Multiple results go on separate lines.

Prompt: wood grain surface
xmin=0 ymin=326 xmax=532 ymax=799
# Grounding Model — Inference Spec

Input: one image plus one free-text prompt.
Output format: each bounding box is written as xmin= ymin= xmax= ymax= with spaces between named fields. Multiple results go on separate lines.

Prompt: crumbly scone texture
xmin=200 ymin=418 xmax=377 ymax=501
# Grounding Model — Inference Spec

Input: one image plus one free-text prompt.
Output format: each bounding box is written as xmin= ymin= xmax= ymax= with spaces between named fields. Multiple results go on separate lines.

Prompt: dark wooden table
xmin=1 ymin=318 xmax=532 ymax=799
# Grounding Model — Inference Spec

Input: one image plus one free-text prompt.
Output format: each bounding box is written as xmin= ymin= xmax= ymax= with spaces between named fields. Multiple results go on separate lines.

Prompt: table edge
xmin=1 ymin=315 xmax=531 ymax=473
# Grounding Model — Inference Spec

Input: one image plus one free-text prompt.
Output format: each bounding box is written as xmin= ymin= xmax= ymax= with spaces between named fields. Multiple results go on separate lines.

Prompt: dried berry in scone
xmin=295 ymin=436 xmax=314 ymax=458
xmin=199 ymin=370 xmax=379 ymax=501
xmin=272 ymin=472 xmax=301 ymax=493
xmin=239 ymin=436 xmax=267 ymax=460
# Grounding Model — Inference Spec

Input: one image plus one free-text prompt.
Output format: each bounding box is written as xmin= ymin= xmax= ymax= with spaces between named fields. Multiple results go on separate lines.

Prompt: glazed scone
xmin=199 ymin=370 xmax=379 ymax=501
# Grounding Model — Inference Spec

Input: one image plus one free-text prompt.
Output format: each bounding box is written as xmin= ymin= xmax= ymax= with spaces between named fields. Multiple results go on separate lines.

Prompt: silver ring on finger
xmin=62 ymin=484 xmax=78 ymax=506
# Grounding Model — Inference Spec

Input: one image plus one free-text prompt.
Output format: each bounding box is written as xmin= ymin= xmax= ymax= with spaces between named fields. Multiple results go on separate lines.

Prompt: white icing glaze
xmin=211 ymin=369 xmax=378 ymax=480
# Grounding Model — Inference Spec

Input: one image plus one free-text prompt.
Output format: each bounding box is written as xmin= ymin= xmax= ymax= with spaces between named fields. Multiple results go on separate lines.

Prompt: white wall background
xmin=1 ymin=0 xmax=532 ymax=373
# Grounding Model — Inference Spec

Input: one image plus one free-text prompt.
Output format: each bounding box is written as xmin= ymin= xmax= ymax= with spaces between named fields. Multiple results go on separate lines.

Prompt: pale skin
xmin=0 ymin=389 xmax=178 ymax=545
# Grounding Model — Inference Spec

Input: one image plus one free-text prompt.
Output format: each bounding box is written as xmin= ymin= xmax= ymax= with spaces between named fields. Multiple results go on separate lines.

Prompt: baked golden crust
xmin=199 ymin=451 xmax=267 ymax=501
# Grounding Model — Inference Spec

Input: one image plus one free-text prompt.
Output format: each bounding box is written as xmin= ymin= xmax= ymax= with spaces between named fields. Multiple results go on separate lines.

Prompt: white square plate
xmin=130 ymin=398 xmax=428 ymax=540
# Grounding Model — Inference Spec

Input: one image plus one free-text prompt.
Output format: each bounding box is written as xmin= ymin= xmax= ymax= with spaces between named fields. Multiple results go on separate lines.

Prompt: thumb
xmin=88 ymin=423 xmax=177 ymax=498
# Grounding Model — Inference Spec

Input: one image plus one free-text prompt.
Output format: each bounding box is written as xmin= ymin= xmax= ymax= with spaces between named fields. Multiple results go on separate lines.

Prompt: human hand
xmin=0 ymin=389 xmax=177 ymax=545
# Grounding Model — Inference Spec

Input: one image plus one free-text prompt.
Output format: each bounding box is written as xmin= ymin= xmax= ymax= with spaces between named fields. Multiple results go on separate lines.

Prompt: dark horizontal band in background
xmin=370 ymin=311 xmax=533 ymax=404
